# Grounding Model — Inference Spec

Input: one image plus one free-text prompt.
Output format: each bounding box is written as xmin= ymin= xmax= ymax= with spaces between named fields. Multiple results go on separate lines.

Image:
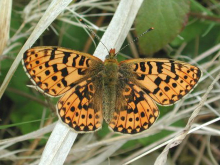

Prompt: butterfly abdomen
xmin=103 ymin=59 xmax=119 ymax=123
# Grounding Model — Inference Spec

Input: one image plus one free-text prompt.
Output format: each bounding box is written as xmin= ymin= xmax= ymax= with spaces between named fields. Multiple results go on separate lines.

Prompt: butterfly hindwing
xmin=119 ymin=59 xmax=201 ymax=105
xmin=108 ymin=81 xmax=159 ymax=134
xmin=23 ymin=46 xmax=103 ymax=97
xmin=57 ymin=75 xmax=103 ymax=132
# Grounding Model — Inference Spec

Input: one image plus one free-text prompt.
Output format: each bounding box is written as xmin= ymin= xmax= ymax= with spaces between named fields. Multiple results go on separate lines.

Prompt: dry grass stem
xmin=0 ymin=0 xmax=12 ymax=55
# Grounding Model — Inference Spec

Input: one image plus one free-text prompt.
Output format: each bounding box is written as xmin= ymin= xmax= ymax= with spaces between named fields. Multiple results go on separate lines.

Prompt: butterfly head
xmin=105 ymin=48 xmax=117 ymax=60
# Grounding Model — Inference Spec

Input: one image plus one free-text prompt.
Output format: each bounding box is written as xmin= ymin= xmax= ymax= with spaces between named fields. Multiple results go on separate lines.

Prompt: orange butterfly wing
xmin=119 ymin=59 xmax=201 ymax=105
xmin=57 ymin=75 xmax=103 ymax=132
xmin=108 ymin=59 xmax=201 ymax=134
xmin=22 ymin=46 xmax=103 ymax=97
xmin=108 ymin=81 xmax=159 ymax=134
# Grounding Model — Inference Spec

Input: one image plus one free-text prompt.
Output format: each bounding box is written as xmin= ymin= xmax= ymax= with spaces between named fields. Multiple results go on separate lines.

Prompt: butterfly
xmin=22 ymin=46 xmax=201 ymax=134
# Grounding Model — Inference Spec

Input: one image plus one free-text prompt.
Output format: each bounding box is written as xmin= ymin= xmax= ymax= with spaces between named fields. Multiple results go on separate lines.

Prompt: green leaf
xmin=56 ymin=19 xmax=89 ymax=52
xmin=97 ymin=122 xmax=112 ymax=138
xmin=171 ymin=23 xmax=219 ymax=58
xmin=10 ymin=101 xmax=49 ymax=134
xmin=121 ymin=139 xmax=139 ymax=150
xmin=6 ymin=64 xmax=30 ymax=104
xmin=138 ymin=130 xmax=172 ymax=146
xmin=135 ymin=0 xmax=190 ymax=55
xmin=171 ymin=19 xmax=210 ymax=47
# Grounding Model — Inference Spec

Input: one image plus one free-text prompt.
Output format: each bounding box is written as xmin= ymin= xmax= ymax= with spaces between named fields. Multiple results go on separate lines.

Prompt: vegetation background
xmin=0 ymin=0 xmax=220 ymax=164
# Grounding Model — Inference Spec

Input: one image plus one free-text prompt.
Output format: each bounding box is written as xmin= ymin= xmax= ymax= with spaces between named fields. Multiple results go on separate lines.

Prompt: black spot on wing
xmin=63 ymin=52 xmax=71 ymax=64
xmin=52 ymin=76 xmax=57 ymax=81
xmin=23 ymin=51 xmax=28 ymax=60
xmin=154 ymin=77 xmax=162 ymax=86
xmin=147 ymin=62 xmax=152 ymax=74
xmin=61 ymin=78 xmax=67 ymax=87
xmin=78 ymin=69 xmax=87 ymax=75
xmin=72 ymin=54 xmax=79 ymax=67
xmin=86 ymin=59 xmax=90 ymax=67
xmin=140 ymin=62 xmax=146 ymax=72
xmin=164 ymin=76 xmax=171 ymax=83
xmin=52 ymin=64 xmax=58 ymax=72
xmin=170 ymin=60 xmax=176 ymax=73
xmin=79 ymin=56 xmax=85 ymax=66
xmin=45 ymin=61 xmax=49 ymax=67
xmin=134 ymin=63 xmax=138 ymax=71
xmin=174 ymin=75 xmax=179 ymax=80
xmin=136 ymin=74 xmax=145 ymax=80
xmin=153 ymin=87 xmax=160 ymax=94
xmin=61 ymin=68 xmax=68 ymax=77
xmin=45 ymin=70 xmax=50 ymax=76
xmin=50 ymin=48 xmax=57 ymax=60
xmin=156 ymin=62 xmax=163 ymax=73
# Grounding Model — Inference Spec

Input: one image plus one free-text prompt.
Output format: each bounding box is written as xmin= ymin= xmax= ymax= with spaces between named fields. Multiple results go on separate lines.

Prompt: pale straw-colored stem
xmin=0 ymin=0 xmax=12 ymax=55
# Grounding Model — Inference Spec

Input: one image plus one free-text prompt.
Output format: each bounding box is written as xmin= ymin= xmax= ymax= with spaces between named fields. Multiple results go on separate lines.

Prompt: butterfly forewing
xmin=119 ymin=59 xmax=201 ymax=105
xmin=23 ymin=46 xmax=103 ymax=97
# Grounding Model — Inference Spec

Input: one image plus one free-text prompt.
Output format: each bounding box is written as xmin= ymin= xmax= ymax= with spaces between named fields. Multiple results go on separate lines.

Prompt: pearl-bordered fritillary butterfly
xmin=22 ymin=47 xmax=201 ymax=134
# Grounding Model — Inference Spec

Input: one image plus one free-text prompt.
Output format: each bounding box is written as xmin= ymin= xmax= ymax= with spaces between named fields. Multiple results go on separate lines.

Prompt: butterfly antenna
xmin=79 ymin=19 xmax=109 ymax=53
xmin=117 ymin=27 xmax=154 ymax=54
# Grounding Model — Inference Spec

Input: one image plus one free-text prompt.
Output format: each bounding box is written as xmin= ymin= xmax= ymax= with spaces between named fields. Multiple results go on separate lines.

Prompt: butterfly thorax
xmin=103 ymin=48 xmax=119 ymax=86
xmin=102 ymin=49 xmax=119 ymax=123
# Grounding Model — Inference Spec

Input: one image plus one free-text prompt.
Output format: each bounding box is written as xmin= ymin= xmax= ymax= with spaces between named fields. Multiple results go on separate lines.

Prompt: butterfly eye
xmin=104 ymin=55 xmax=109 ymax=59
